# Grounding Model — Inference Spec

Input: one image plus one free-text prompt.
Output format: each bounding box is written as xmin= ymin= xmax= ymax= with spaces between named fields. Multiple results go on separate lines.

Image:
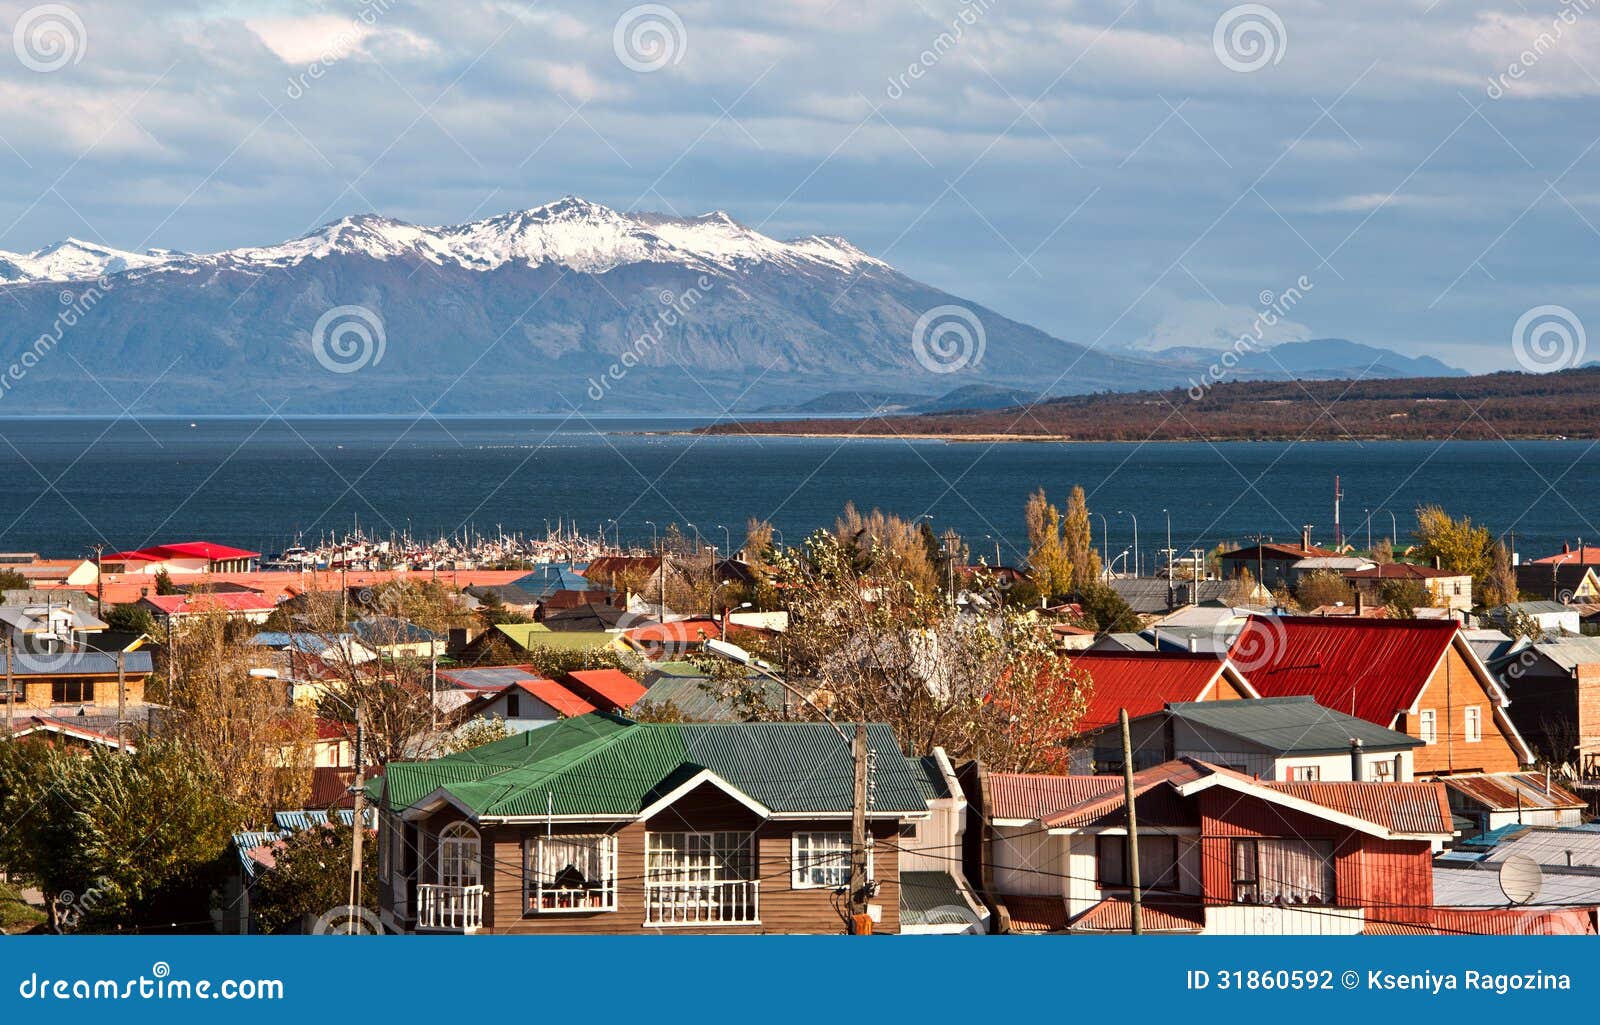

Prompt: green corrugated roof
xmin=631 ymin=667 xmax=787 ymax=721
xmin=1164 ymin=695 xmax=1423 ymax=754
xmin=899 ymin=871 xmax=974 ymax=927
xmin=372 ymin=713 xmax=927 ymax=819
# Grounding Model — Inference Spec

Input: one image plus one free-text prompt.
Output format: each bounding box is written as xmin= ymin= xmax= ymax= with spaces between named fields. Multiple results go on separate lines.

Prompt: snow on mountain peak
xmin=0 ymin=197 xmax=889 ymax=283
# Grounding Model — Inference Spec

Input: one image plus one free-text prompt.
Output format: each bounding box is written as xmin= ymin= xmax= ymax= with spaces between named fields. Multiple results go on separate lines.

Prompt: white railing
xmin=416 ymin=883 xmax=484 ymax=933
xmin=644 ymin=879 xmax=760 ymax=926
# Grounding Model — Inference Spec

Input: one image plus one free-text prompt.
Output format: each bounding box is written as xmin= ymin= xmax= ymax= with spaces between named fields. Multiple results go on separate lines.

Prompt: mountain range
xmin=0 ymin=197 xmax=1461 ymax=414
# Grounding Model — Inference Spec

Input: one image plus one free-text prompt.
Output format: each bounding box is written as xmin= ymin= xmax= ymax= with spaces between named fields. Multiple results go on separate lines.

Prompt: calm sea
xmin=0 ymin=417 xmax=1595 ymax=567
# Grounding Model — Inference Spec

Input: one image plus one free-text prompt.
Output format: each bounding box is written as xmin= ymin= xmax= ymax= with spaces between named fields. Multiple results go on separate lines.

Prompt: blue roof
xmin=351 ymin=617 xmax=437 ymax=644
xmin=273 ymin=808 xmax=375 ymax=831
xmin=6 ymin=650 xmax=153 ymax=676
xmin=510 ymin=564 xmax=590 ymax=598
xmin=230 ymin=830 xmax=285 ymax=878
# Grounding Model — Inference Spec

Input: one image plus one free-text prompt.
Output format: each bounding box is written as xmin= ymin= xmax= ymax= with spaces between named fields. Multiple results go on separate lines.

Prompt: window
xmin=437 ymin=822 xmax=481 ymax=889
xmin=898 ymin=822 xmax=919 ymax=840
xmin=506 ymin=692 xmax=521 ymax=718
xmin=51 ymin=680 xmax=93 ymax=703
xmin=792 ymin=832 xmax=871 ymax=889
xmin=1097 ymin=834 xmax=1180 ymax=892
xmin=1418 ymin=709 xmax=1437 ymax=745
xmin=1286 ymin=765 xmax=1321 ymax=782
xmin=526 ymin=834 xmax=617 ymax=912
xmin=1231 ymin=838 xmax=1335 ymax=905
xmin=644 ymin=832 xmax=758 ymax=925
xmin=1464 ymin=706 xmax=1482 ymax=743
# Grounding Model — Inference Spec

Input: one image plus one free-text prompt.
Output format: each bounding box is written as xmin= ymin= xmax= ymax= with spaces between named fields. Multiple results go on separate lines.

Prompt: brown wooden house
xmin=371 ymin=713 xmax=931 ymax=934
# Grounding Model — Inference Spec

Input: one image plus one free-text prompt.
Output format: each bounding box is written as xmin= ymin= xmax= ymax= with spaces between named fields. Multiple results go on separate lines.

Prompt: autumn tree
xmin=1023 ymin=489 xmax=1073 ymax=597
xmin=1220 ymin=566 xmax=1261 ymax=606
xmin=1062 ymin=485 xmax=1102 ymax=590
xmin=1482 ymin=540 xmax=1519 ymax=609
xmin=1413 ymin=505 xmax=1495 ymax=601
xmin=444 ymin=715 xmax=510 ymax=754
xmin=774 ymin=530 xmax=1092 ymax=770
xmin=1379 ymin=579 xmax=1435 ymax=618
xmin=1371 ymin=537 xmax=1394 ymax=564
xmin=832 ymin=503 xmax=940 ymax=594
xmin=1294 ymin=570 xmax=1355 ymax=610
xmin=252 ymin=821 xmax=376 ymax=934
xmin=162 ymin=610 xmax=314 ymax=819
xmin=1074 ymin=582 xmax=1141 ymax=634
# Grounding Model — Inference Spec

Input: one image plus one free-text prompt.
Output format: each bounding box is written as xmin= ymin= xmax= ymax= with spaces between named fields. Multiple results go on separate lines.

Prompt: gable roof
xmin=1441 ymin=772 xmax=1587 ymax=814
xmin=1345 ymin=563 xmax=1463 ymax=580
xmin=1156 ymin=695 xmax=1422 ymax=755
xmin=1221 ymin=541 xmax=1338 ymax=562
xmin=565 ymin=668 xmax=647 ymax=710
xmin=378 ymin=712 xmax=926 ymax=820
xmin=510 ymin=564 xmax=590 ymax=598
xmin=141 ymin=591 xmax=278 ymax=615
xmin=1231 ymin=615 xmax=1461 ymax=725
xmin=1531 ymin=546 xmax=1600 ymax=565
xmin=105 ymin=541 xmax=260 ymax=562
xmin=1068 ymin=650 xmax=1258 ymax=730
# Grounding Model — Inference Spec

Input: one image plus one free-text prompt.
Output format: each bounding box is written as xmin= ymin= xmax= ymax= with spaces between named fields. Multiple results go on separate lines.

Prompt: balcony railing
xmin=644 ymin=879 xmax=760 ymax=926
xmin=416 ymin=883 xmax=484 ymax=933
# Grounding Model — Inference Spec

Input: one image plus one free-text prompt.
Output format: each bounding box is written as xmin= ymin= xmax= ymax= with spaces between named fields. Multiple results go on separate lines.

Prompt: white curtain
xmin=1253 ymin=839 xmax=1334 ymax=905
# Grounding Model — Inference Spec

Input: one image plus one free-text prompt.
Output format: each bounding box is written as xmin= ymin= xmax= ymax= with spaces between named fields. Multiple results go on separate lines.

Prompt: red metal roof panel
xmin=1067 ymin=650 xmax=1233 ymax=730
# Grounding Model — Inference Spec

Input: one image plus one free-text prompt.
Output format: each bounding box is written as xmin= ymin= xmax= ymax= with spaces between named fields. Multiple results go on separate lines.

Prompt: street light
xmin=1162 ymin=508 xmax=1172 ymax=581
xmin=1118 ymin=510 xmax=1139 ymax=578
xmin=985 ymin=534 xmax=1001 ymax=567
xmin=645 ymin=520 xmax=658 ymax=548
xmin=1096 ymin=513 xmax=1109 ymax=578
xmin=717 ymin=523 xmax=733 ymax=556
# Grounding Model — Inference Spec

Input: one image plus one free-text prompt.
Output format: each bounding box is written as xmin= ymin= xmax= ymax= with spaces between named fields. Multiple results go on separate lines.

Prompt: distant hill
xmin=700 ymin=367 xmax=1600 ymax=442
xmin=762 ymin=384 xmax=1038 ymax=415
xmin=1131 ymin=338 xmax=1465 ymax=382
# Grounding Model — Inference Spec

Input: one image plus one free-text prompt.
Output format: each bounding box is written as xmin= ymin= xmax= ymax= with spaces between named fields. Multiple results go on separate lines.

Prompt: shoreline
xmin=643 ymin=430 xmax=1584 ymax=444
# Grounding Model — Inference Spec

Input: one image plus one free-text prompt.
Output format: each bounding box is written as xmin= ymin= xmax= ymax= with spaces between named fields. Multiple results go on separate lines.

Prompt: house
xmin=510 ymin=564 xmax=590 ymax=599
xmin=1289 ymin=555 xmax=1375 ymax=585
xmin=0 ymin=557 xmax=99 ymax=587
xmin=1489 ymin=600 xmax=1581 ymax=637
xmin=897 ymin=749 xmax=989 ymax=934
xmin=1516 ymin=561 xmax=1600 ymax=605
xmin=454 ymin=623 xmax=615 ymax=663
xmin=371 ymin=713 xmax=928 ymax=934
xmin=6 ymin=714 xmax=133 ymax=752
xmin=1229 ymin=616 xmax=1534 ymax=775
xmin=1071 ymin=696 xmax=1421 ymax=782
xmin=1431 ymin=826 xmax=1600 ymax=933
xmin=139 ymin=591 xmax=279 ymax=624
xmin=1065 ymin=650 xmax=1258 ymax=732
xmin=1490 ymin=635 xmax=1600 ymax=773
xmin=540 ymin=601 xmax=628 ymax=632
xmin=629 ymin=660 xmax=794 ymax=721
xmin=221 ymin=808 xmax=377 ymax=935
xmin=453 ymin=677 xmax=596 ymax=731
xmin=102 ymin=541 xmax=259 ymax=575
xmin=462 ymin=583 xmax=543 ymax=614
xmin=1218 ymin=532 xmax=1338 ymax=590
xmin=1344 ymin=563 xmax=1473 ymax=612
xmin=974 ymin=758 xmax=1455 ymax=934
xmin=0 ymin=648 xmax=152 ymax=725
xmin=350 ymin=616 xmax=441 ymax=659
xmin=1440 ymin=772 xmax=1588 ymax=838
xmin=1103 ymin=578 xmax=1244 ymax=616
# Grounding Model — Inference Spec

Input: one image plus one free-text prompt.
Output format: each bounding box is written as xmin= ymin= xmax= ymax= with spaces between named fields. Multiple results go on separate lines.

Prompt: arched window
xmin=437 ymin=822 xmax=481 ymax=889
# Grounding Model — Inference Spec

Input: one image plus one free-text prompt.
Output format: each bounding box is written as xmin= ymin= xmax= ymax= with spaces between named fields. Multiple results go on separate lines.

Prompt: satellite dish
xmin=1499 ymin=853 xmax=1543 ymax=905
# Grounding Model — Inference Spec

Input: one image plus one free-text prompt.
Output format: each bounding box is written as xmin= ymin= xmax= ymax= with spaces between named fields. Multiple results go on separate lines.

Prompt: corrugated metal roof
xmin=1067 ymin=650 xmax=1234 ymax=730
xmin=566 ymin=668 xmax=647 ymax=710
xmin=899 ymin=871 xmax=971 ymax=927
xmin=631 ymin=666 xmax=789 ymax=721
xmin=520 ymin=678 xmax=596 ymax=717
xmin=1263 ymin=780 xmax=1452 ymax=834
xmin=1162 ymin=695 xmax=1421 ymax=754
xmin=4 ymin=650 xmax=153 ymax=676
xmin=1481 ymin=826 xmax=1600 ymax=868
xmin=1235 ymin=615 xmax=1459 ymax=726
xmin=1069 ymin=896 xmax=1205 ymax=933
xmin=988 ymin=773 xmax=1120 ymax=820
xmin=378 ymin=714 xmax=927 ymax=820
xmin=1443 ymin=772 xmax=1586 ymax=813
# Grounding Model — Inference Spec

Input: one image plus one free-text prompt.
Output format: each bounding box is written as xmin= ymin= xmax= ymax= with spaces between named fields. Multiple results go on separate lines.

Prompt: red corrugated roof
xmin=1232 ymin=615 xmax=1458 ymax=727
xmin=564 ymin=668 xmax=646 ymax=711
xmin=142 ymin=592 xmax=278 ymax=614
xmin=988 ymin=773 xmax=1120 ymax=820
xmin=1532 ymin=546 xmax=1600 ymax=565
xmin=104 ymin=541 xmax=260 ymax=562
xmin=1070 ymin=896 xmax=1205 ymax=933
xmin=1440 ymin=772 xmax=1586 ymax=812
xmin=1262 ymin=780 xmax=1452 ymax=834
xmin=622 ymin=618 xmax=723 ymax=644
xmin=517 ymin=678 xmax=596 ymax=718
xmin=1068 ymin=650 xmax=1236 ymax=730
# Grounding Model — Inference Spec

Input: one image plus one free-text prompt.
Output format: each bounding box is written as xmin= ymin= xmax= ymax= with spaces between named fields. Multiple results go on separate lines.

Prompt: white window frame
xmin=525 ymin=834 xmax=618 ymax=913
xmin=1464 ymin=705 xmax=1482 ymax=743
xmin=1418 ymin=709 xmax=1437 ymax=745
xmin=1285 ymin=764 xmax=1321 ymax=782
xmin=790 ymin=832 xmax=871 ymax=889
xmin=437 ymin=821 xmax=481 ymax=889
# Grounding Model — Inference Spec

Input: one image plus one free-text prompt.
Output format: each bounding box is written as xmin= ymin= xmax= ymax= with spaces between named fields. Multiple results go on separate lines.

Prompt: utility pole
xmin=4 ymin=638 xmax=12 ymax=738
xmin=116 ymin=649 xmax=126 ymax=753
xmin=848 ymin=719 xmax=871 ymax=933
xmin=1120 ymin=708 xmax=1142 ymax=935
xmin=347 ymin=699 xmax=367 ymax=934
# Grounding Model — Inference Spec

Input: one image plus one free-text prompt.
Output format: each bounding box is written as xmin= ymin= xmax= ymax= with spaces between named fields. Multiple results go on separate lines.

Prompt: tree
xmin=153 ymin=569 xmax=178 ymax=596
xmin=1482 ymin=540 xmax=1519 ymax=609
xmin=1371 ymin=538 xmax=1394 ymax=564
xmin=773 ymin=530 xmax=1092 ymax=770
xmin=1062 ymin=485 xmax=1102 ymax=590
xmin=1074 ymin=582 xmax=1140 ymax=634
xmin=1379 ymin=578 xmax=1434 ymax=618
xmin=162 ymin=610 xmax=314 ymax=820
xmin=1294 ymin=570 xmax=1355 ymax=610
xmin=1503 ymin=608 xmax=1544 ymax=643
xmin=445 ymin=715 xmax=509 ymax=754
xmin=1413 ymin=505 xmax=1495 ymax=601
xmin=1220 ymin=566 xmax=1260 ymax=606
xmin=0 ymin=568 xmax=27 ymax=591
xmin=251 ymin=821 xmax=376 ymax=934
xmin=1023 ymin=489 xmax=1072 ymax=597
xmin=832 ymin=503 xmax=940 ymax=595
xmin=103 ymin=603 xmax=157 ymax=635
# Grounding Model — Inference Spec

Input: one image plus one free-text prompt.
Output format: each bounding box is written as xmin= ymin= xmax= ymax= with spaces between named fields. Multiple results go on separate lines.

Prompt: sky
xmin=1 ymin=0 xmax=1597 ymax=372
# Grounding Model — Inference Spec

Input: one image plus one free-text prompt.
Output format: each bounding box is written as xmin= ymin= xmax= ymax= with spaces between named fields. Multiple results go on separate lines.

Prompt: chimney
xmin=1350 ymin=738 xmax=1364 ymax=781
xmin=1302 ymin=525 xmax=1312 ymax=551
xmin=1433 ymin=555 xmax=1441 ymax=569
xmin=1187 ymin=633 xmax=1197 ymax=652
xmin=1354 ymin=590 xmax=1363 ymax=616
xmin=1565 ymin=541 xmax=1572 ymax=554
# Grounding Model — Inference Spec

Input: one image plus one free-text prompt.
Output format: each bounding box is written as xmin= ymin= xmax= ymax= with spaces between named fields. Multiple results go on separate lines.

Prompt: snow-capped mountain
xmin=0 ymin=197 xmax=889 ymax=285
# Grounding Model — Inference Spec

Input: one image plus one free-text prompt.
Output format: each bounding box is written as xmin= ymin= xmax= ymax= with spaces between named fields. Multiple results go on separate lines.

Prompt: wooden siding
xmin=404 ymin=780 xmax=904 ymax=934
xmin=1401 ymin=644 xmax=1522 ymax=775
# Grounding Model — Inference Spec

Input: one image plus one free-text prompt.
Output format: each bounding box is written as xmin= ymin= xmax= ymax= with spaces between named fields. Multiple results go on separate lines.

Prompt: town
xmin=2 ymin=489 xmax=1596 ymax=937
